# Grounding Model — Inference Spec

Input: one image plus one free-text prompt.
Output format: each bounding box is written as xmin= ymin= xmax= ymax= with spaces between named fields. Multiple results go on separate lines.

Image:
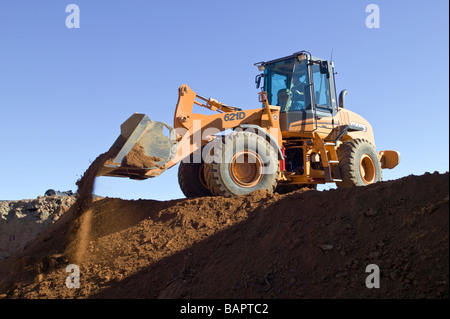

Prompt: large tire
xmin=336 ymin=139 xmax=382 ymax=188
xmin=204 ymin=131 xmax=279 ymax=197
xmin=178 ymin=155 xmax=212 ymax=198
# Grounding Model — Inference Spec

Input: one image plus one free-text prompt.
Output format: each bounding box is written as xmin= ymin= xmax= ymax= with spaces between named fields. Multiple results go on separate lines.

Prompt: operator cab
xmin=255 ymin=51 xmax=338 ymax=132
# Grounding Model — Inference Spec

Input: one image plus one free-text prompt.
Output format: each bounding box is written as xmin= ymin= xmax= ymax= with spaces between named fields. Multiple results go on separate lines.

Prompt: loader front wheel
xmin=178 ymin=157 xmax=212 ymax=198
xmin=204 ymin=131 xmax=279 ymax=197
xmin=336 ymin=139 xmax=382 ymax=188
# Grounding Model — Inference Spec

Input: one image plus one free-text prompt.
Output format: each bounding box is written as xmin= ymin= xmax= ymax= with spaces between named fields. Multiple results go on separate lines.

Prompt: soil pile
xmin=0 ymin=172 xmax=447 ymax=299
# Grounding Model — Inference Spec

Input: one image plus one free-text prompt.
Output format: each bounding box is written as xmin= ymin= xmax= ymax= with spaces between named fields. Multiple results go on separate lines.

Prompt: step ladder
xmin=313 ymin=134 xmax=342 ymax=182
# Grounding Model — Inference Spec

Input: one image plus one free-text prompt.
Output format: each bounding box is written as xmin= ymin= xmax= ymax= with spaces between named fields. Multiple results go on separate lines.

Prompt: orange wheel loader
xmin=96 ymin=51 xmax=400 ymax=197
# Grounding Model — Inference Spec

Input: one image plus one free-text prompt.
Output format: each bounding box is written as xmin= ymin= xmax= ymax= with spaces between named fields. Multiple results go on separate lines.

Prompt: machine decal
xmin=224 ymin=112 xmax=246 ymax=121
xmin=349 ymin=121 xmax=367 ymax=132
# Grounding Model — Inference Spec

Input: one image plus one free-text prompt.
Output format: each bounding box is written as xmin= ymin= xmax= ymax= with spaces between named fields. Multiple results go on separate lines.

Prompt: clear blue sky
xmin=0 ymin=0 xmax=448 ymax=200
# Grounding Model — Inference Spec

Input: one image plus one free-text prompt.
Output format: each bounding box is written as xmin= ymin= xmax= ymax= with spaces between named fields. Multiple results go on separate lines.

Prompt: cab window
xmin=271 ymin=73 xmax=288 ymax=110
xmin=311 ymin=64 xmax=331 ymax=109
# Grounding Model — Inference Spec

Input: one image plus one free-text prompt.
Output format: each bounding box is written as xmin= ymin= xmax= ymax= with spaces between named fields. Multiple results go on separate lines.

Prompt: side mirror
xmin=339 ymin=89 xmax=348 ymax=108
xmin=255 ymin=74 xmax=264 ymax=89
xmin=319 ymin=61 xmax=329 ymax=77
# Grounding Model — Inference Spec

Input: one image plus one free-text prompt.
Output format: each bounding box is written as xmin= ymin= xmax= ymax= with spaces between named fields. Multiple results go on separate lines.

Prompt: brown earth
xmin=122 ymin=143 xmax=162 ymax=169
xmin=0 ymin=171 xmax=448 ymax=299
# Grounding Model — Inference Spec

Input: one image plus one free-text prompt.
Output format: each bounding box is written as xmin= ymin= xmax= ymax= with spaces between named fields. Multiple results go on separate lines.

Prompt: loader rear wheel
xmin=178 ymin=157 xmax=212 ymax=198
xmin=336 ymin=139 xmax=382 ymax=188
xmin=204 ymin=131 xmax=279 ymax=197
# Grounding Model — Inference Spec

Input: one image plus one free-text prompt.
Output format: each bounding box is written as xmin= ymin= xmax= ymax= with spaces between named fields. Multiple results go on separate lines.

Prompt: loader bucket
xmin=98 ymin=113 xmax=178 ymax=180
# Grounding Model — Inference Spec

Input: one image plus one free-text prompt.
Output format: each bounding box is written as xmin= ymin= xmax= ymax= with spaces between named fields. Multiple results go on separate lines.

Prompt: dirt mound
xmin=0 ymin=172 xmax=448 ymax=299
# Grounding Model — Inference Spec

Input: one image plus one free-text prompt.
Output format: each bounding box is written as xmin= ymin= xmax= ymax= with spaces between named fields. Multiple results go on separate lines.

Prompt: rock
xmin=320 ymin=244 xmax=334 ymax=251
xmin=365 ymin=208 xmax=379 ymax=217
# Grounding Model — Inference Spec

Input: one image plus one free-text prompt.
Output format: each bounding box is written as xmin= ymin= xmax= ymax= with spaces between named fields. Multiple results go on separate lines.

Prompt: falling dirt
xmin=65 ymin=148 xmax=118 ymax=265
xmin=73 ymin=149 xmax=119 ymax=216
xmin=0 ymin=172 xmax=448 ymax=299
xmin=121 ymin=143 xmax=162 ymax=169
xmin=71 ymin=209 xmax=93 ymax=265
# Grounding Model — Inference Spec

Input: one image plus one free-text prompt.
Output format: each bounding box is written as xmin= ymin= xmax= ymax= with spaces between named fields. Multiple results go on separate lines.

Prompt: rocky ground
xmin=0 ymin=172 xmax=448 ymax=299
xmin=0 ymin=195 xmax=76 ymax=261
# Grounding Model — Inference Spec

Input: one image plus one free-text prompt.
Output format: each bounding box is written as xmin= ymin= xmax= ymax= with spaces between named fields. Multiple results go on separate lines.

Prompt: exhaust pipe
xmin=339 ymin=89 xmax=348 ymax=108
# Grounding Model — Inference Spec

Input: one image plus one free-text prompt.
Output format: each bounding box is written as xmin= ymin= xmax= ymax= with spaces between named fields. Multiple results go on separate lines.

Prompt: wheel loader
xmin=96 ymin=51 xmax=400 ymax=197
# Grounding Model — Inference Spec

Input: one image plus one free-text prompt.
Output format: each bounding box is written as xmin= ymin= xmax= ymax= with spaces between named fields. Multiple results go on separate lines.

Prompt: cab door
xmin=310 ymin=60 xmax=337 ymax=136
